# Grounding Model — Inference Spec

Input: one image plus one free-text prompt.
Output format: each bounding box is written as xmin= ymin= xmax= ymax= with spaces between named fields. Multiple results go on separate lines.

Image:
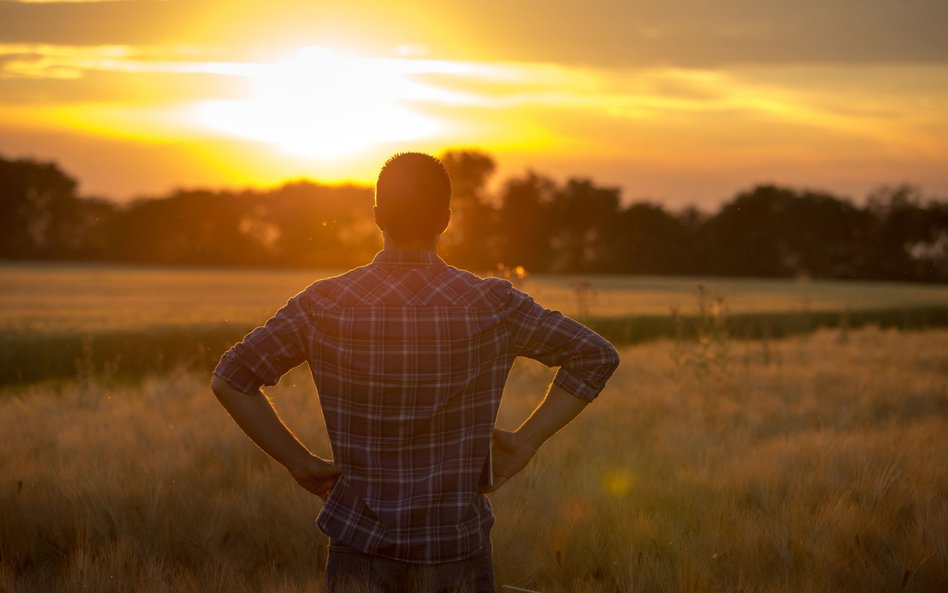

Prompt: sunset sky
xmin=1 ymin=0 xmax=947 ymax=207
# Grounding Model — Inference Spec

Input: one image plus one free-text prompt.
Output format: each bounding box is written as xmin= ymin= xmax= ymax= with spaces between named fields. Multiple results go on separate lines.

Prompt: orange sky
xmin=1 ymin=0 xmax=947 ymax=207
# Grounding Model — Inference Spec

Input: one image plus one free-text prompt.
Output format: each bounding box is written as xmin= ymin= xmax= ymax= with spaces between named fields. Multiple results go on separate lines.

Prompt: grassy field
xmin=3 ymin=262 xmax=947 ymax=386
xmin=1 ymin=328 xmax=946 ymax=592
xmin=3 ymin=262 xmax=948 ymax=333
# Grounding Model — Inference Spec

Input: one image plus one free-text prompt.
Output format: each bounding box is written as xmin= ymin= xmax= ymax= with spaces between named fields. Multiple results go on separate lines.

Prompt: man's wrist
xmin=281 ymin=448 xmax=318 ymax=475
xmin=513 ymin=427 xmax=543 ymax=452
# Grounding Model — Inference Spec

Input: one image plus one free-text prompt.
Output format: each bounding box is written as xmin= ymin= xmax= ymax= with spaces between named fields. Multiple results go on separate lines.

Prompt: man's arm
xmin=485 ymin=382 xmax=588 ymax=493
xmin=211 ymin=375 xmax=341 ymax=499
xmin=484 ymin=287 xmax=621 ymax=493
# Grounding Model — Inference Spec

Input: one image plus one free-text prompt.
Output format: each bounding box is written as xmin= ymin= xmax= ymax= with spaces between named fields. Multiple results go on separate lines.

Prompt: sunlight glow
xmin=192 ymin=47 xmax=466 ymax=159
xmin=3 ymin=34 xmax=946 ymax=201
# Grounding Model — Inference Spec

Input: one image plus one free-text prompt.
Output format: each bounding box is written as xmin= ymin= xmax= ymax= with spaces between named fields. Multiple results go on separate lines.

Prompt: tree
xmin=606 ymin=202 xmax=696 ymax=274
xmin=864 ymin=184 xmax=948 ymax=281
xmin=3 ymin=152 xmax=946 ymax=282
xmin=62 ymin=196 xmax=120 ymax=260
xmin=548 ymin=178 xmax=621 ymax=272
xmin=0 ymin=156 xmax=80 ymax=258
xmin=105 ymin=190 xmax=261 ymax=265
xmin=439 ymin=150 xmax=498 ymax=270
xmin=496 ymin=171 xmax=556 ymax=271
xmin=779 ymin=189 xmax=869 ymax=279
xmin=700 ymin=185 xmax=796 ymax=277
xmin=911 ymin=200 xmax=948 ymax=281
xmin=701 ymin=184 xmax=879 ymax=279
xmin=265 ymin=181 xmax=375 ymax=268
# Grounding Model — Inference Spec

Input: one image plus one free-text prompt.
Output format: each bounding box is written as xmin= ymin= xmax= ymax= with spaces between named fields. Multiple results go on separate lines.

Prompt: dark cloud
xmin=0 ymin=1 xmax=188 ymax=45
xmin=446 ymin=0 xmax=948 ymax=67
xmin=1 ymin=0 xmax=946 ymax=67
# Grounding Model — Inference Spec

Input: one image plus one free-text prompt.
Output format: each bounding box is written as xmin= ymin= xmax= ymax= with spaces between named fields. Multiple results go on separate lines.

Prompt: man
xmin=211 ymin=152 xmax=620 ymax=592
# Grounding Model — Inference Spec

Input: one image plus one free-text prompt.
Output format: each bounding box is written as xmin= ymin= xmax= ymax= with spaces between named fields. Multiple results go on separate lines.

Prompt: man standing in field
xmin=211 ymin=152 xmax=620 ymax=592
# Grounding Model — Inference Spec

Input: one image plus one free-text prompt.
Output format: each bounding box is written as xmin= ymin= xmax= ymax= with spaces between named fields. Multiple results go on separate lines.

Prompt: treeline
xmin=2 ymin=151 xmax=946 ymax=281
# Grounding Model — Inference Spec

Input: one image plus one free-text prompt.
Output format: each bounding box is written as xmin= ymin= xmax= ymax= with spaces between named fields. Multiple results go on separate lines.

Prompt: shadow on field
xmin=0 ymin=324 xmax=248 ymax=386
xmin=2 ymin=305 xmax=947 ymax=387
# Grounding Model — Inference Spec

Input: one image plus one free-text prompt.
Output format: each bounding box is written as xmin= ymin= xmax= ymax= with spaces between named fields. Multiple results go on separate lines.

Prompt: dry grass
xmin=2 ymin=328 xmax=946 ymax=592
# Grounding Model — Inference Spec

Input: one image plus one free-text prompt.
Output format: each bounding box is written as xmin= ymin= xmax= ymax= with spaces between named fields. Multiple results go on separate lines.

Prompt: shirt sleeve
xmin=213 ymin=294 xmax=311 ymax=395
xmin=505 ymin=288 xmax=620 ymax=401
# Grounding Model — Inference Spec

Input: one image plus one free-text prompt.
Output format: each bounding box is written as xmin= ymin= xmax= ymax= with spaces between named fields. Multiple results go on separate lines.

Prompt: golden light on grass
xmin=3 ymin=328 xmax=946 ymax=591
xmin=602 ymin=469 xmax=635 ymax=497
xmin=3 ymin=265 xmax=947 ymax=334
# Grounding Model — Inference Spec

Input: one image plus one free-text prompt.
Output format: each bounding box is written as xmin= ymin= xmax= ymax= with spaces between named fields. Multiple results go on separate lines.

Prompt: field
xmin=3 ymin=263 xmax=948 ymax=333
xmin=2 ymin=328 xmax=946 ymax=592
xmin=1 ymin=264 xmax=947 ymax=592
xmin=3 ymin=263 xmax=948 ymax=386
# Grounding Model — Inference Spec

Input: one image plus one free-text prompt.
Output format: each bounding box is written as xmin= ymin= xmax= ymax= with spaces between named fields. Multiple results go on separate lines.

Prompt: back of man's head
xmin=375 ymin=152 xmax=451 ymax=243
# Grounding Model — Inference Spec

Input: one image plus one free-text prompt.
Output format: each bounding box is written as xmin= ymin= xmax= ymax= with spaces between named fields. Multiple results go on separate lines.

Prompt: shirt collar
xmin=372 ymin=249 xmax=446 ymax=268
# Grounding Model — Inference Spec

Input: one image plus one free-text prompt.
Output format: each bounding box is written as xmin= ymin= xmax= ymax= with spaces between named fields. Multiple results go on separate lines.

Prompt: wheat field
xmin=1 ymin=327 xmax=946 ymax=592
xmin=4 ymin=263 xmax=948 ymax=333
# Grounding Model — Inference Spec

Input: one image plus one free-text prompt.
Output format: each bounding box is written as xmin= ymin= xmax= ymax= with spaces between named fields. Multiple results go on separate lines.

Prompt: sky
xmin=1 ymin=0 xmax=947 ymax=207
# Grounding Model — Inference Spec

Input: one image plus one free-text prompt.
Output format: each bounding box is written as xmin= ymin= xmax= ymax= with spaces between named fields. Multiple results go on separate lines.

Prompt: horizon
xmin=2 ymin=1 xmax=947 ymax=208
xmin=4 ymin=149 xmax=944 ymax=212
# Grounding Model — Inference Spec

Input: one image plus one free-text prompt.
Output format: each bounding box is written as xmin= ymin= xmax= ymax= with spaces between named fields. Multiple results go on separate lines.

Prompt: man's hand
xmin=484 ymin=429 xmax=538 ymax=493
xmin=287 ymin=455 xmax=343 ymax=500
xmin=484 ymin=383 xmax=589 ymax=493
xmin=211 ymin=376 xmax=342 ymax=500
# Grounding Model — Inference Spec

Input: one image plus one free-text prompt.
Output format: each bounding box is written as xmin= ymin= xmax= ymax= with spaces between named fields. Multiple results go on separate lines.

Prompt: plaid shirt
xmin=214 ymin=249 xmax=619 ymax=563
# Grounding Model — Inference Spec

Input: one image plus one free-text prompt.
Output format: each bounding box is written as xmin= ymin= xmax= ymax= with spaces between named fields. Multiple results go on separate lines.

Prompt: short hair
xmin=375 ymin=152 xmax=451 ymax=242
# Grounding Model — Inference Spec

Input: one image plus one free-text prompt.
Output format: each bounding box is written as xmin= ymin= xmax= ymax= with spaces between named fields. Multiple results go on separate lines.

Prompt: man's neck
xmin=382 ymin=234 xmax=440 ymax=252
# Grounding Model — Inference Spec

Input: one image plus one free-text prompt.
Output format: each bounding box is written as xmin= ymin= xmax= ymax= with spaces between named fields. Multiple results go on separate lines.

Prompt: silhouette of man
xmin=211 ymin=152 xmax=620 ymax=592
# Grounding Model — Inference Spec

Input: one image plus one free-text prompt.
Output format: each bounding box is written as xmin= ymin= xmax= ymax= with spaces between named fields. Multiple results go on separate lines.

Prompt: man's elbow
xmin=211 ymin=374 xmax=240 ymax=402
xmin=589 ymin=329 xmax=620 ymax=370
xmin=210 ymin=374 xmax=226 ymax=397
xmin=598 ymin=343 xmax=621 ymax=383
xmin=212 ymin=373 xmax=263 ymax=401
xmin=606 ymin=344 xmax=620 ymax=373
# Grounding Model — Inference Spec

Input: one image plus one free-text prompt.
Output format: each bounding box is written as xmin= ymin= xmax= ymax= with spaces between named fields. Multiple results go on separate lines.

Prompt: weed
xmin=669 ymin=284 xmax=733 ymax=380
xmin=572 ymin=277 xmax=597 ymax=320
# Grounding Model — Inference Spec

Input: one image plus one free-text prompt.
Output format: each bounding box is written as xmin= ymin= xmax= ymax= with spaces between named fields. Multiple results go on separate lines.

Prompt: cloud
xmin=0 ymin=43 xmax=250 ymax=105
xmin=0 ymin=1 xmax=187 ymax=45
xmin=0 ymin=0 xmax=946 ymax=66
xmin=3 ymin=40 xmax=945 ymax=160
xmin=0 ymin=67 xmax=246 ymax=105
xmin=1 ymin=2 xmax=946 ymax=205
xmin=448 ymin=0 xmax=948 ymax=67
xmin=12 ymin=1 xmax=160 ymax=3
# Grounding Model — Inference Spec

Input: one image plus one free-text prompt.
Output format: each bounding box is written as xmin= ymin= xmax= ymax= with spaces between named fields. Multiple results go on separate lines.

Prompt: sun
xmin=192 ymin=47 xmax=443 ymax=159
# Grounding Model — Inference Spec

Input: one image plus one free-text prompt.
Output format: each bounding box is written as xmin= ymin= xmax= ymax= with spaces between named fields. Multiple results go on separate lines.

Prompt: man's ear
xmin=436 ymin=208 xmax=451 ymax=234
xmin=373 ymin=205 xmax=386 ymax=232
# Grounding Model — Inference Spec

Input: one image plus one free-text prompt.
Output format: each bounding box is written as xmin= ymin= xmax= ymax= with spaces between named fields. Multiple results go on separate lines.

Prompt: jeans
xmin=324 ymin=542 xmax=495 ymax=593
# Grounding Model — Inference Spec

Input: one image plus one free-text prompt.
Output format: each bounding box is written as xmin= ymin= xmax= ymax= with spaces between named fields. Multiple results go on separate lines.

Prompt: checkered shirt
xmin=214 ymin=249 xmax=620 ymax=563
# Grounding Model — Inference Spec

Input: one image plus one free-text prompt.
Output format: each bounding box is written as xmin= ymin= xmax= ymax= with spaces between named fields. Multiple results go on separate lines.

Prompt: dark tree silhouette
xmin=496 ymin=171 xmax=556 ymax=271
xmin=1 ymin=153 xmax=946 ymax=281
xmin=104 ymin=190 xmax=262 ymax=266
xmin=264 ymin=181 xmax=375 ymax=268
xmin=439 ymin=150 xmax=498 ymax=268
xmin=548 ymin=178 xmax=620 ymax=272
xmin=699 ymin=185 xmax=872 ymax=278
xmin=0 ymin=156 xmax=80 ymax=258
xmin=863 ymin=185 xmax=948 ymax=281
xmin=605 ymin=202 xmax=696 ymax=274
